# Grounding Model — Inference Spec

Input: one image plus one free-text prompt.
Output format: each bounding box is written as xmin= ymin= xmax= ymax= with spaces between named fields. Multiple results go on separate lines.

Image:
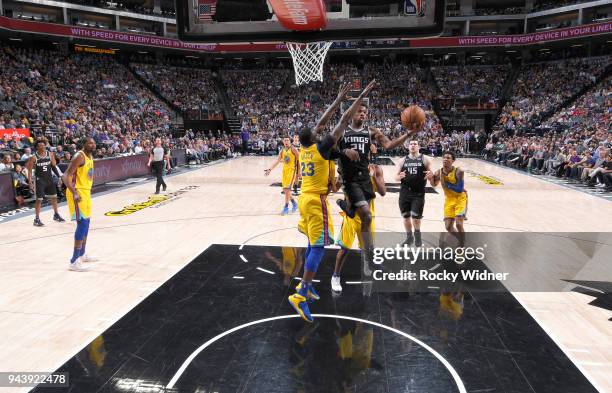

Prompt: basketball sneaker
xmin=81 ymin=254 xmax=99 ymax=263
xmin=336 ymin=199 xmax=355 ymax=218
xmin=291 ymin=200 xmax=298 ymax=213
xmin=69 ymin=258 xmax=90 ymax=272
xmin=361 ymin=249 xmax=373 ymax=277
xmin=33 ymin=218 xmax=44 ymax=227
xmin=281 ymin=205 xmax=289 ymax=215
xmin=403 ymin=232 xmax=414 ymax=246
xmin=296 ymin=281 xmax=320 ymax=301
xmin=331 ymin=275 xmax=342 ymax=292
xmin=288 ymin=293 xmax=313 ymax=323
xmin=414 ymin=231 xmax=422 ymax=247
xmin=53 ymin=213 xmax=65 ymax=222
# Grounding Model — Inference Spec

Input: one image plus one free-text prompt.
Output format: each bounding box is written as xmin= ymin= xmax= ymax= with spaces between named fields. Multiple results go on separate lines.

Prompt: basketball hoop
xmin=286 ymin=41 xmax=333 ymax=86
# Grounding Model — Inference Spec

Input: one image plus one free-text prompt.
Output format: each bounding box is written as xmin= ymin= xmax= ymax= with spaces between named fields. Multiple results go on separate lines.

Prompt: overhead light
xmin=9 ymin=38 xmax=22 ymax=41
xmin=447 ymin=52 xmax=456 ymax=55
xmin=506 ymin=50 xmax=517 ymax=53
xmin=137 ymin=51 xmax=148 ymax=54
xmin=52 ymin=42 xmax=60 ymax=45
xmin=185 ymin=55 xmax=198 ymax=58
xmin=571 ymin=44 xmax=583 ymax=47
xmin=424 ymin=53 xmax=434 ymax=56
xmin=539 ymin=48 xmax=550 ymax=51
xmin=476 ymin=52 xmax=487 ymax=55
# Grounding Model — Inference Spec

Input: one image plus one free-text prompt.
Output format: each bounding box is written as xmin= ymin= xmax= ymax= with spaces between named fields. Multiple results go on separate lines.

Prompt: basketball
xmin=401 ymin=105 xmax=426 ymax=130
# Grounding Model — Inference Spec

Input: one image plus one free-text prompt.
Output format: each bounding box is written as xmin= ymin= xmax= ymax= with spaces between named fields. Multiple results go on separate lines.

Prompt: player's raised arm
xmin=371 ymin=127 xmax=415 ymax=150
xmin=330 ymin=79 xmax=376 ymax=143
xmin=314 ymin=82 xmax=352 ymax=134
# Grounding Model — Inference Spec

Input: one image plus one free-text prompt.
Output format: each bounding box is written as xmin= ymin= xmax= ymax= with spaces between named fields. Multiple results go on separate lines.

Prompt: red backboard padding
xmin=268 ymin=0 xmax=327 ymax=31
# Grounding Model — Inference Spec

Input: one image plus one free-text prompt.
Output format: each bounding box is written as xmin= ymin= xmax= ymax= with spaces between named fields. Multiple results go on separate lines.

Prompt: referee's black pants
xmin=152 ymin=161 xmax=166 ymax=193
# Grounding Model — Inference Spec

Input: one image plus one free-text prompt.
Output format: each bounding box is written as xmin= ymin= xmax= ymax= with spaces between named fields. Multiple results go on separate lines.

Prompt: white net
xmin=286 ymin=41 xmax=333 ymax=86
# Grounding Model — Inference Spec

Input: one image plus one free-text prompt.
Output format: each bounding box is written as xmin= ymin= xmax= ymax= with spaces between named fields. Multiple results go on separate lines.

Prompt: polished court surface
xmin=0 ymin=156 xmax=611 ymax=392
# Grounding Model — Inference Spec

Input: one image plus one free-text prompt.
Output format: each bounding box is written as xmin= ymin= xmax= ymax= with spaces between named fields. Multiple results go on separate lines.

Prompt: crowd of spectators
xmin=431 ymin=65 xmax=510 ymax=102
xmin=484 ymin=74 xmax=611 ymax=192
xmin=471 ymin=7 xmax=524 ymax=16
xmin=65 ymin=0 xmax=175 ymax=18
xmin=497 ymin=56 xmax=610 ymax=133
xmin=532 ymin=0 xmax=592 ymax=13
xmin=224 ymin=60 xmax=451 ymax=157
xmin=131 ymin=63 xmax=222 ymax=117
xmin=2 ymin=45 xmax=611 ymax=209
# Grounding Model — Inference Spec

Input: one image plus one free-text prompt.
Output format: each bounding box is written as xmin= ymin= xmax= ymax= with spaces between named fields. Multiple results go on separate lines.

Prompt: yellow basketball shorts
xmin=336 ymin=212 xmax=375 ymax=250
xmin=282 ymin=166 xmax=298 ymax=189
xmin=66 ymin=188 xmax=92 ymax=221
xmin=297 ymin=193 xmax=334 ymax=246
xmin=444 ymin=192 xmax=467 ymax=219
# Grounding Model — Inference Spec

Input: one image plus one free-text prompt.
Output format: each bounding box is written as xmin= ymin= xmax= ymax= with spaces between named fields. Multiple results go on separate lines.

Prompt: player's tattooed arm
xmin=330 ymin=79 xmax=376 ymax=143
xmin=62 ymin=151 xmax=85 ymax=201
xmin=314 ymin=82 xmax=352 ymax=134
xmin=50 ymin=152 xmax=62 ymax=178
xmin=26 ymin=155 xmax=35 ymax=191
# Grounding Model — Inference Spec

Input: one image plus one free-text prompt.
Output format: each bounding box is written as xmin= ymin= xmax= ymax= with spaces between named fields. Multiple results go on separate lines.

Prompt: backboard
xmin=176 ymin=0 xmax=446 ymax=44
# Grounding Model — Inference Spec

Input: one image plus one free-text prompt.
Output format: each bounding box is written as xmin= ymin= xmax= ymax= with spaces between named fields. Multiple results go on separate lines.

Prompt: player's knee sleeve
xmin=304 ymin=246 xmax=324 ymax=273
xmin=75 ymin=218 xmax=90 ymax=241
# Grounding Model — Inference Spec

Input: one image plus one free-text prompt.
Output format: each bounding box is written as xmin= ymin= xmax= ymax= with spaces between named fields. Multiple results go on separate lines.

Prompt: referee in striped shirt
xmin=148 ymin=138 xmax=168 ymax=194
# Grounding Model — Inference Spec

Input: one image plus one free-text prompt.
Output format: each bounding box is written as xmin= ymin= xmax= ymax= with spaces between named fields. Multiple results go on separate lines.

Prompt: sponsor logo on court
xmin=104 ymin=186 xmax=198 ymax=216
xmin=464 ymin=170 xmax=503 ymax=186
xmin=0 ymin=207 xmax=33 ymax=222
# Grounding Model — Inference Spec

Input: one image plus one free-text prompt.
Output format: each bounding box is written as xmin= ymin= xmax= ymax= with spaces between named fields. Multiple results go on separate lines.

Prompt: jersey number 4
xmin=301 ymin=162 xmax=315 ymax=177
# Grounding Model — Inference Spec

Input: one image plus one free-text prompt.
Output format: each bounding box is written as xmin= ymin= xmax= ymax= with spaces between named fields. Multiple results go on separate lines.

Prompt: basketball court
xmin=1 ymin=156 xmax=611 ymax=392
xmin=0 ymin=0 xmax=611 ymax=392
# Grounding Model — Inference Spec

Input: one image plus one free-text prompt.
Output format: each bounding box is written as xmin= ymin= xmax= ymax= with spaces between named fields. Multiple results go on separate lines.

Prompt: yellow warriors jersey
xmin=441 ymin=167 xmax=464 ymax=197
xmin=281 ymin=147 xmax=298 ymax=170
xmin=299 ymin=144 xmax=334 ymax=195
xmin=337 ymin=177 xmax=376 ymax=249
xmin=73 ymin=151 xmax=94 ymax=191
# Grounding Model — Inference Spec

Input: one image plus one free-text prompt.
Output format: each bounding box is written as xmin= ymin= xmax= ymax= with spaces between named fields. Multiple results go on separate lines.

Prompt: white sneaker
xmin=81 ymin=254 xmax=98 ymax=263
xmin=331 ymin=275 xmax=342 ymax=292
xmin=596 ymin=183 xmax=605 ymax=188
xmin=69 ymin=258 xmax=90 ymax=272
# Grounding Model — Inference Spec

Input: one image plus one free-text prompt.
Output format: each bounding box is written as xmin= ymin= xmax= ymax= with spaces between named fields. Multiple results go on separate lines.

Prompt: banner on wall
xmin=0 ymin=172 xmax=15 ymax=209
xmin=410 ymin=22 xmax=612 ymax=48
xmin=0 ymin=16 xmax=609 ymax=52
xmin=0 ymin=128 xmax=30 ymax=139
